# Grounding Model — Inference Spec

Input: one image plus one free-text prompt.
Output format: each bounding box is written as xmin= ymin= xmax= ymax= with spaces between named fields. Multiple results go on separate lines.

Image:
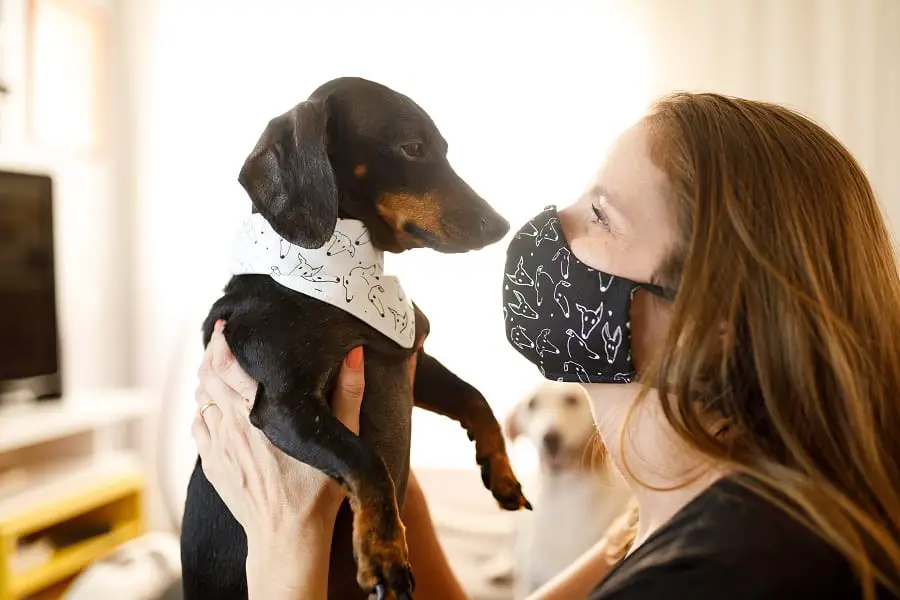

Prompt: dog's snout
xmin=480 ymin=214 xmax=511 ymax=242
xmin=542 ymin=431 xmax=562 ymax=455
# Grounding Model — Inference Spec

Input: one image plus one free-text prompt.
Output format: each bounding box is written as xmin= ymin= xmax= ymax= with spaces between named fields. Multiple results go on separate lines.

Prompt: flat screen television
xmin=0 ymin=170 xmax=61 ymax=402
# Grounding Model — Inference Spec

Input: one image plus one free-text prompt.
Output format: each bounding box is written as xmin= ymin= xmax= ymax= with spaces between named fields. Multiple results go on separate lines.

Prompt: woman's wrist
xmin=245 ymin=501 xmax=341 ymax=600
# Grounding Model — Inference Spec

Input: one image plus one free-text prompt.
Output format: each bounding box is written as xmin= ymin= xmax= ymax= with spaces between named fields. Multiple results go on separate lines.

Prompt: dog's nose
xmin=542 ymin=431 xmax=561 ymax=456
xmin=480 ymin=214 xmax=511 ymax=242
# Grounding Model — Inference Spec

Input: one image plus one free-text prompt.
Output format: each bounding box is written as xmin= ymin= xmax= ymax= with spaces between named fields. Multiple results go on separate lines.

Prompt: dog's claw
xmin=479 ymin=453 xmax=531 ymax=512
xmin=358 ymin=542 xmax=414 ymax=600
xmin=369 ymin=566 xmax=414 ymax=600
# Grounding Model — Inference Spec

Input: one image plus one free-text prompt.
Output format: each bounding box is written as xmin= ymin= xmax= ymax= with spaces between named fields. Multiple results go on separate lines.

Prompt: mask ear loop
xmin=640 ymin=283 xmax=677 ymax=302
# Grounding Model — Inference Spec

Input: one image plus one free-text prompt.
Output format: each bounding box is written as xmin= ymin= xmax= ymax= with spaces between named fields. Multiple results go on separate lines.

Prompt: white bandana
xmin=229 ymin=214 xmax=416 ymax=349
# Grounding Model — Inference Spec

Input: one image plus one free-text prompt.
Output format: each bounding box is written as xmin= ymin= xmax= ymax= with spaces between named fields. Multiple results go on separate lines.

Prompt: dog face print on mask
xmin=502 ymin=206 xmax=674 ymax=384
xmin=231 ymin=213 xmax=415 ymax=348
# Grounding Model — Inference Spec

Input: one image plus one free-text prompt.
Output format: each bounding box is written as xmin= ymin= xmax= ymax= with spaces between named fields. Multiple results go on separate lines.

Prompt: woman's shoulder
xmin=591 ymin=477 xmax=871 ymax=600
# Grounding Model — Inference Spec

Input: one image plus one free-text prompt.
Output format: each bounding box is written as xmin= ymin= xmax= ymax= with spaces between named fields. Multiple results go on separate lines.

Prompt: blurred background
xmin=0 ymin=1 xmax=898 ymax=598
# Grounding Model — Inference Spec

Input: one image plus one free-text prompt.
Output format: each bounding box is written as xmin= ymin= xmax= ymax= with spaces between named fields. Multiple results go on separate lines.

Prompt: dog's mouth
xmin=404 ymin=223 xmax=441 ymax=247
xmin=376 ymin=191 xmax=509 ymax=254
xmin=543 ymin=448 xmax=584 ymax=472
xmin=403 ymin=222 xmax=484 ymax=254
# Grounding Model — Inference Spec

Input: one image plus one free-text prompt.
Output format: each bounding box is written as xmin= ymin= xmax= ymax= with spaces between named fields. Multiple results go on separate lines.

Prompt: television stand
xmin=0 ymin=389 xmax=36 ymax=408
xmin=0 ymin=388 xmax=152 ymax=599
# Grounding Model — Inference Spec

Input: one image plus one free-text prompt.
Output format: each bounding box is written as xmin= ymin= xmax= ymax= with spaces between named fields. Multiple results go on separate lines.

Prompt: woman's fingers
xmin=199 ymin=350 xmax=247 ymax=418
xmin=194 ymin=383 xmax=223 ymax=436
xmin=191 ymin=414 xmax=212 ymax=455
xmin=208 ymin=320 xmax=258 ymax=408
xmin=332 ymin=346 xmax=365 ymax=434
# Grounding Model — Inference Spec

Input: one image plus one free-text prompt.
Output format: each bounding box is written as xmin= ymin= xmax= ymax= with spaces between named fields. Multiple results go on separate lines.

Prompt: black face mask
xmin=502 ymin=206 xmax=675 ymax=384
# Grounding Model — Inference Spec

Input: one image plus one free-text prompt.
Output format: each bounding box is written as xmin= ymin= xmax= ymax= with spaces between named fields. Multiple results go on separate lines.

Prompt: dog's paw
xmin=354 ymin=524 xmax=415 ymax=600
xmin=479 ymin=453 xmax=532 ymax=511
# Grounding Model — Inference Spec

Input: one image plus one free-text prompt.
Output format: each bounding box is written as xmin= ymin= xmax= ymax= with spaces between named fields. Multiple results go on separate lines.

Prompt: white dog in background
xmin=504 ymin=381 xmax=633 ymax=599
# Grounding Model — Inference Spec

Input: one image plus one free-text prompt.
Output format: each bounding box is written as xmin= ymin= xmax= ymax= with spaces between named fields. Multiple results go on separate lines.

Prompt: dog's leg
xmin=412 ymin=350 xmax=531 ymax=512
xmin=235 ymin=351 xmax=413 ymax=600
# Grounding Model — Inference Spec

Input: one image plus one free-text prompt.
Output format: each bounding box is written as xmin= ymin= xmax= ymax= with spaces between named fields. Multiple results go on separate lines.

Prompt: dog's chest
xmin=523 ymin=471 xmax=631 ymax=582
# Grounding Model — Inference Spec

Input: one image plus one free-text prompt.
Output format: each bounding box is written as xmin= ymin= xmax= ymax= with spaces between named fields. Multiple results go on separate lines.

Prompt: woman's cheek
xmin=629 ymin=291 xmax=671 ymax=373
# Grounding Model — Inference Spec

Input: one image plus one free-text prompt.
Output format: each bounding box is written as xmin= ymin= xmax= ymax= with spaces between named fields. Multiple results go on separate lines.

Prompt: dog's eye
xmin=564 ymin=395 xmax=578 ymax=407
xmin=401 ymin=143 xmax=424 ymax=158
xmin=527 ymin=396 xmax=537 ymax=411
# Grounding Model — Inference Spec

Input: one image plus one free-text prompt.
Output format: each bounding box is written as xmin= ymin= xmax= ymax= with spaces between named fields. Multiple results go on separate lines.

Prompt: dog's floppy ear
xmin=238 ymin=100 xmax=338 ymax=249
xmin=503 ymin=403 xmax=522 ymax=441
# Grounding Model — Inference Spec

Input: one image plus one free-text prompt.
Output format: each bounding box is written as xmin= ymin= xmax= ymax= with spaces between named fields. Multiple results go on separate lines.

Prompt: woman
xmin=192 ymin=93 xmax=900 ymax=599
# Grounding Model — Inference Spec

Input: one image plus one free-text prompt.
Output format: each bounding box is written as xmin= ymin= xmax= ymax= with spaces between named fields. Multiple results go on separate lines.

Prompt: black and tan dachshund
xmin=180 ymin=77 xmax=531 ymax=600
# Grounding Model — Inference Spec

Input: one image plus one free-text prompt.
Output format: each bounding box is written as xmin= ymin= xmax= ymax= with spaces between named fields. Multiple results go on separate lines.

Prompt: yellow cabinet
xmin=0 ymin=468 xmax=146 ymax=600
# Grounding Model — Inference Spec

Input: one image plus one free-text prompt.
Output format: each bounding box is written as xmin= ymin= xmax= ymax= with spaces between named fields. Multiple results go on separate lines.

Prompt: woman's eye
xmin=591 ymin=203 xmax=610 ymax=229
xmin=401 ymin=143 xmax=424 ymax=158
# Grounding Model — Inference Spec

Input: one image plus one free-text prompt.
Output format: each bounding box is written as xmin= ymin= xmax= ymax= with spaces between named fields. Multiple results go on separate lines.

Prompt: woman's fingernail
xmin=346 ymin=346 xmax=364 ymax=370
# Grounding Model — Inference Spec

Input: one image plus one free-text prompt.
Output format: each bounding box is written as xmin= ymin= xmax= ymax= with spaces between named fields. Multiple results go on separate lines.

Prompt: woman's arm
xmin=401 ymin=471 xmax=469 ymax=600
xmin=524 ymin=538 xmax=616 ymax=600
xmin=240 ymin=468 xmax=467 ymax=600
xmin=244 ymin=520 xmax=330 ymax=599
xmin=527 ymin=499 xmax=638 ymax=600
xmin=399 ymin=468 xmax=631 ymax=600
xmin=244 ymin=509 xmax=338 ymax=600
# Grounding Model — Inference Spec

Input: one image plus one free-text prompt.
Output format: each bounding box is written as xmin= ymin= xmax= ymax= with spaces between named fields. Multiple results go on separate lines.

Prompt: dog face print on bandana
xmin=231 ymin=213 xmax=415 ymax=348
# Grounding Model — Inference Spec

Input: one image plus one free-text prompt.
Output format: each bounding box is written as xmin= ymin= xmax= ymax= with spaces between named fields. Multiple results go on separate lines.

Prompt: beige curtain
xmin=625 ymin=0 xmax=900 ymax=233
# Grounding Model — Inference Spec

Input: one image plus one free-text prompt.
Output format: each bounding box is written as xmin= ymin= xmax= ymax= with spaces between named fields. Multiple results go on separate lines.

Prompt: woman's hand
xmin=192 ymin=320 xmax=364 ymax=538
xmin=191 ymin=319 xmax=368 ymax=599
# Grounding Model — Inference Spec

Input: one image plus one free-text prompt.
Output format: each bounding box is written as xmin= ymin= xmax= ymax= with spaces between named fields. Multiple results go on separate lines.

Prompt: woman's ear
xmin=238 ymin=99 xmax=338 ymax=249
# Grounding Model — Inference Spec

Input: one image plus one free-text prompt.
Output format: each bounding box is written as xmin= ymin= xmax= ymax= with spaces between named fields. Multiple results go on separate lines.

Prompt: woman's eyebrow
xmin=595 ymin=184 xmax=632 ymax=224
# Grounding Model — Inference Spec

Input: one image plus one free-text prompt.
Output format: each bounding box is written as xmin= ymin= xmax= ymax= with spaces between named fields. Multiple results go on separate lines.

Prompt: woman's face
xmin=558 ymin=121 xmax=677 ymax=372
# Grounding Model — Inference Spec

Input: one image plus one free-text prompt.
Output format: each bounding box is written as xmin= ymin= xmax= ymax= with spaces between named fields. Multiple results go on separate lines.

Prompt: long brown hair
xmin=636 ymin=92 xmax=900 ymax=597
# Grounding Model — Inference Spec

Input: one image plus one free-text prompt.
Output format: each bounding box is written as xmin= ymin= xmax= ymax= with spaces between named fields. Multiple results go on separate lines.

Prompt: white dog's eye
xmin=528 ymin=396 xmax=537 ymax=411
xmin=564 ymin=395 xmax=578 ymax=407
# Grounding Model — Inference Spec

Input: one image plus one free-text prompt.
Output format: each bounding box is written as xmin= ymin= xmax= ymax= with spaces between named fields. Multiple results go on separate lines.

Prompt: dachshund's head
xmin=238 ymin=77 xmax=509 ymax=253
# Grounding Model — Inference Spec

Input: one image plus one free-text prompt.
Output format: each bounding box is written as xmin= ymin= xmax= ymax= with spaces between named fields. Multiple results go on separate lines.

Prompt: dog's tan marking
xmin=377 ymin=191 xmax=444 ymax=246
xmin=347 ymin=483 xmax=412 ymax=597
xmin=354 ymin=164 xmax=367 ymax=178
xmin=476 ymin=426 xmax=532 ymax=510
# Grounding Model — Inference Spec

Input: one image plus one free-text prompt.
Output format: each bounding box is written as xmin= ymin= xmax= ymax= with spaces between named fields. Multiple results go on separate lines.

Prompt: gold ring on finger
xmin=199 ymin=400 xmax=218 ymax=419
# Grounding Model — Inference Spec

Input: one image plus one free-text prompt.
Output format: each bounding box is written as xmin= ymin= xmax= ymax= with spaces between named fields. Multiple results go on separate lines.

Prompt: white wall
xmin=629 ymin=0 xmax=900 ymax=231
xmin=134 ymin=0 xmax=652 ymax=490
xmin=128 ymin=0 xmax=900 ymax=523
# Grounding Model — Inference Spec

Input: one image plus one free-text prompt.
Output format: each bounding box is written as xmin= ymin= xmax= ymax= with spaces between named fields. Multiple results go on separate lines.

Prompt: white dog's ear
xmin=503 ymin=404 xmax=522 ymax=441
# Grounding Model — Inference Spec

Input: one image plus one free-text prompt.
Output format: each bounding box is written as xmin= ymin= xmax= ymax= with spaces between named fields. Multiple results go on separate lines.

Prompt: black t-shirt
xmin=591 ymin=477 xmax=895 ymax=599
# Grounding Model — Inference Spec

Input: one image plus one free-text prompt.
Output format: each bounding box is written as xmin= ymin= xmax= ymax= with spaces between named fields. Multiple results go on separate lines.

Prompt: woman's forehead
xmin=596 ymin=124 xmax=674 ymax=238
